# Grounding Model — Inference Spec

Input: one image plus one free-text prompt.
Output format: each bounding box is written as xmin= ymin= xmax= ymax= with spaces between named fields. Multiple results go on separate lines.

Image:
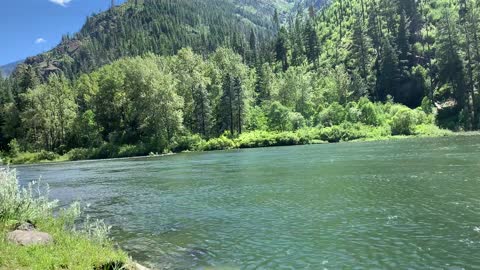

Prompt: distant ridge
xmin=0 ymin=60 xmax=22 ymax=78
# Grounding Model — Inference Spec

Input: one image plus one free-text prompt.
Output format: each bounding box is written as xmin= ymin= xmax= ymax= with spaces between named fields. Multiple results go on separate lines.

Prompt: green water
xmin=16 ymin=136 xmax=480 ymax=269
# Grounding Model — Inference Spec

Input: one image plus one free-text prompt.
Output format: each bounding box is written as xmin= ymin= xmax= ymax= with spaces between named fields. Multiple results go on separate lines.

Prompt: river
xmin=15 ymin=136 xmax=480 ymax=269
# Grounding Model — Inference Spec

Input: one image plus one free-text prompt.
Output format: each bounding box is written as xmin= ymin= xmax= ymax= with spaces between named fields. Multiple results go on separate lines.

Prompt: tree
xmin=435 ymin=8 xmax=466 ymax=126
xmin=267 ymin=101 xmax=291 ymax=131
xmin=21 ymin=74 xmax=77 ymax=151
xmin=304 ymin=19 xmax=320 ymax=65
xmin=376 ymin=37 xmax=400 ymax=101
xmin=275 ymin=27 xmax=289 ymax=71
xmin=351 ymin=15 xmax=373 ymax=82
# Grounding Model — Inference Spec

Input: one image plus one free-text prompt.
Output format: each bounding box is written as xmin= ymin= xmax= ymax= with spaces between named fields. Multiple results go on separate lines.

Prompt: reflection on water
xmin=15 ymin=136 xmax=480 ymax=269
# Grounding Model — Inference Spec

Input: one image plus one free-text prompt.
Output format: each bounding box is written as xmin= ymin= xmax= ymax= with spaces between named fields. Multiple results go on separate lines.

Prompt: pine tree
xmin=304 ymin=19 xmax=320 ymax=65
xmin=276 ymin=27 xmax=289 ymax=71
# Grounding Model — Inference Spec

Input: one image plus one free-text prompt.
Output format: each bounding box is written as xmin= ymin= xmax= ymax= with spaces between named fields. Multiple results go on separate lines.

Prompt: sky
xmin=0 ymin=0 xmax=126 ymax=66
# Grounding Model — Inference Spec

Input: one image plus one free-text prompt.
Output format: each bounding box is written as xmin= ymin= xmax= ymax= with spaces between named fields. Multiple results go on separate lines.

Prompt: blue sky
xmin=0 ymin=0 xmax=126 ymax=66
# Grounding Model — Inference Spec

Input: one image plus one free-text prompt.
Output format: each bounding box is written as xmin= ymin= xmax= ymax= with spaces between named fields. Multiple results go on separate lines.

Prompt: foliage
xmin=7 ymin=139 xmax=19 ymax=158
xmin=0 ymin=169 xmax=57 ymax=223
xmin=0 ymin=0 xmax=473 ymax=163
xmin=391 ymin=108 xmax=417 ymax=135
xmin=202 ymin=135 xmax=237 ymax=151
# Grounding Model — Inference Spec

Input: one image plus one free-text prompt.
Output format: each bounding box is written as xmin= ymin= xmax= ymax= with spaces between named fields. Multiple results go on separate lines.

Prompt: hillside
xmin=19 ymin=0 xmax=331 ymax=80
xmin=21 ymin=0 xmax=287 ymax=79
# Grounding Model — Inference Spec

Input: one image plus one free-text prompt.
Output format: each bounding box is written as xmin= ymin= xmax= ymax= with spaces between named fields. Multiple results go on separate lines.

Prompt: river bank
xmin=3 ymin=124 xmax=461 ymax=165
xmin=0 ymin=168 xmax=150 ymax=270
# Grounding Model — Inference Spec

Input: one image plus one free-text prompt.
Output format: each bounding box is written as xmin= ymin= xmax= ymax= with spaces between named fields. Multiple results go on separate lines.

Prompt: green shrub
xmin=37 ymin=151 xmax=60 ymax=161
xmin=421 ymin=96 xmax=433 ymax=114
xmin=7 ymin=139 xmax=20 ymax=158
xmin=203 ymin=136 xmax=236 ymax=151
xmin=0 ymin=169 xmax=57 ymax=223
xmin=358 ymin=98 xmax=381 ymax=126
xmin=67 ymin=148 xmax=93 ymax=161
xmin=236 ymin=131 xmax=275 ymax=148
xmin=117 ymin=144 xmax=148 ymax=158
xmin=95 ymin=143 xmax=120 ymax=159
xmin=171 ymin=134 xmax=206 ymax=152
xmin=289 ymin=112 xmax=306 ymax=130
xmin=319 ymin=126 xmax=344 ymax=142
xmin=415 ymin=124 xmax=453 ymax=136
xmin=391 ymin=108 xmax=417 ymax=135
xmin=317 ymin=102 xmax=346 ymax=127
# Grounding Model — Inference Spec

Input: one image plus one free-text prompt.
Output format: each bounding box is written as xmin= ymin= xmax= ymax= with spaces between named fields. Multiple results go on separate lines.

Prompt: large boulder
xmin=6 ymin=230 xmax=53 ymax=246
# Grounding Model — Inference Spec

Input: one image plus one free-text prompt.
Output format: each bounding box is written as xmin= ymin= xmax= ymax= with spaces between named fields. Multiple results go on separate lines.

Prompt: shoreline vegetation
xmin=3 ymin=122 xmax=457 ymax=165
xmin=0 ymin=168 xmax=149 ymax=270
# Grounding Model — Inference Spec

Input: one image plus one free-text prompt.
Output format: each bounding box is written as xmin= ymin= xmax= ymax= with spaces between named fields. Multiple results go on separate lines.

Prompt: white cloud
xmin=49 ymin=0 xmax=72 ymax=7
xmin=35 ymin=38 xmax=47 ymax=44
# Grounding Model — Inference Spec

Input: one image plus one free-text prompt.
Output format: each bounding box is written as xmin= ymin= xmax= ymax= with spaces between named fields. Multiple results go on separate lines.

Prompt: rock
xmin=15 ymin=221 xmax=36 ymax=231
xmin=187 ymin=247 xmax=209 ymax=259
xmin=7 ymin=230 xmax=53 ymax=246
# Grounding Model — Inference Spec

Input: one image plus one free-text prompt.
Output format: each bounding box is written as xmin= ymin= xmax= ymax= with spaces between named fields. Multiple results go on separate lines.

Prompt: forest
xmin=0 ymin=0 xmax=478 ymax=163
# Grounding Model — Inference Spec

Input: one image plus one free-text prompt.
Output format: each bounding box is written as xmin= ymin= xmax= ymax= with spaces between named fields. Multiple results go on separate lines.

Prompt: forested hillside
xmin=19 ymin=0 xmax=283 ymax=80
xmin=1 ymin=0 xmax=478 ymax=163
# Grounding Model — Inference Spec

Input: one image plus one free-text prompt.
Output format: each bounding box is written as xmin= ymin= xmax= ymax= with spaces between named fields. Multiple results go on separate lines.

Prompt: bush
xmin=415 ymin=124 xmax=453 ymax=137
xmin=94 ymin=143 xmax=120 ymax=159
xmin=316 ymin=102 xmax=346 ymax=127
xmin=202 ymin=136 xmax=236 ymax=151
xmin=171 ymin=134 xmax=206 ymax=152
xmin=67 ymin=148 xmax=93 ymax=161
xmin=117 ymin=144 xmax=148 ymax=158
xmin=391 ymin=108 xmax=417 ymax=135
xmin=289 ymin=112 xmax=306 ymax=130
xmin=7 ymin=139 xmax=20 ymax=158
xmin=319 ymin=126 xmax=344 ymax=142
xmin=319 ymin=123 xmax=373 ymax=143
xmin=358 ymin=98 xmax=381 ymax=126
xmin=37 ymin=150 xmax=60 ymax=161
xmin=0 ymin=169 xmax=57 ymax=223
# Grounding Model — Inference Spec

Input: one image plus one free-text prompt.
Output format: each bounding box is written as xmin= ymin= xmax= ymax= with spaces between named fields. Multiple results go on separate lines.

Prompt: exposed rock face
xmin=6 ymin=230 xmax=53 ymax=246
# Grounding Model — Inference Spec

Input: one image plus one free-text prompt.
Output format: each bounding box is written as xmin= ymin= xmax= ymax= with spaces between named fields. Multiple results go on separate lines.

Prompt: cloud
xmin=49 ymin=0 xmax=72 ymax=7
xmin=35 ymin=38 xmax=47 ymax=44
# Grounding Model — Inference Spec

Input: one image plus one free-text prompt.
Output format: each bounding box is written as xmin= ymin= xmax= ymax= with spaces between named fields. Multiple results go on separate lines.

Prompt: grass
xmin=0 ymin=219 xmax=129 ymax=270
xmin=0 ymin=169 xmax=132 ymax=270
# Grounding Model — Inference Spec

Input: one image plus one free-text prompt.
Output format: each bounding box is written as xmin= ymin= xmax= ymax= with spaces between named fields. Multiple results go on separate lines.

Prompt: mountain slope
xmin=21 ymin=0 xmax=329 ymax=79
xmin=23 ymin=0 xmax=281 ymax=79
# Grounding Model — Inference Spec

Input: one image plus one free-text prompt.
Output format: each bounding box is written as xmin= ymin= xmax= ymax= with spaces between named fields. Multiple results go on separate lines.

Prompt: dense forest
xmin=1 ymin=0 xmax=478 ymax=163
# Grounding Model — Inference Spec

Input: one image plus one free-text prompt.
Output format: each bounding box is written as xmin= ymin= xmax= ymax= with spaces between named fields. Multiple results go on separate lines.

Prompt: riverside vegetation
xmin=1 ymin=0 xmax=479 ymax=164
xmin=0 ymin=168 xmax=135 ymax=270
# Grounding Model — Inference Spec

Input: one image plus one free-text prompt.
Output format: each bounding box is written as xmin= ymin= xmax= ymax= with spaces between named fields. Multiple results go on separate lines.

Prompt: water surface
xmin=16 ymin=136 xmax=480 ymax=269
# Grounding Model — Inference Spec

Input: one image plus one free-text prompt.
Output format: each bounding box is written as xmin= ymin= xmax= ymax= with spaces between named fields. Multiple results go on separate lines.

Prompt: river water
xmin=15 ymin=136 xmax=480 ymax=269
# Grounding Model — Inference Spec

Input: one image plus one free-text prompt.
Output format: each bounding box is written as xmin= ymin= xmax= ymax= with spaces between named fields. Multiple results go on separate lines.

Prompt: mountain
xmin=20 ymin=0 xmax=329 ymax=80
xmin=21 ymin=0 xmax=282 ymax=79
xmin=0 ymin=60 xmax=22 ymax=78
